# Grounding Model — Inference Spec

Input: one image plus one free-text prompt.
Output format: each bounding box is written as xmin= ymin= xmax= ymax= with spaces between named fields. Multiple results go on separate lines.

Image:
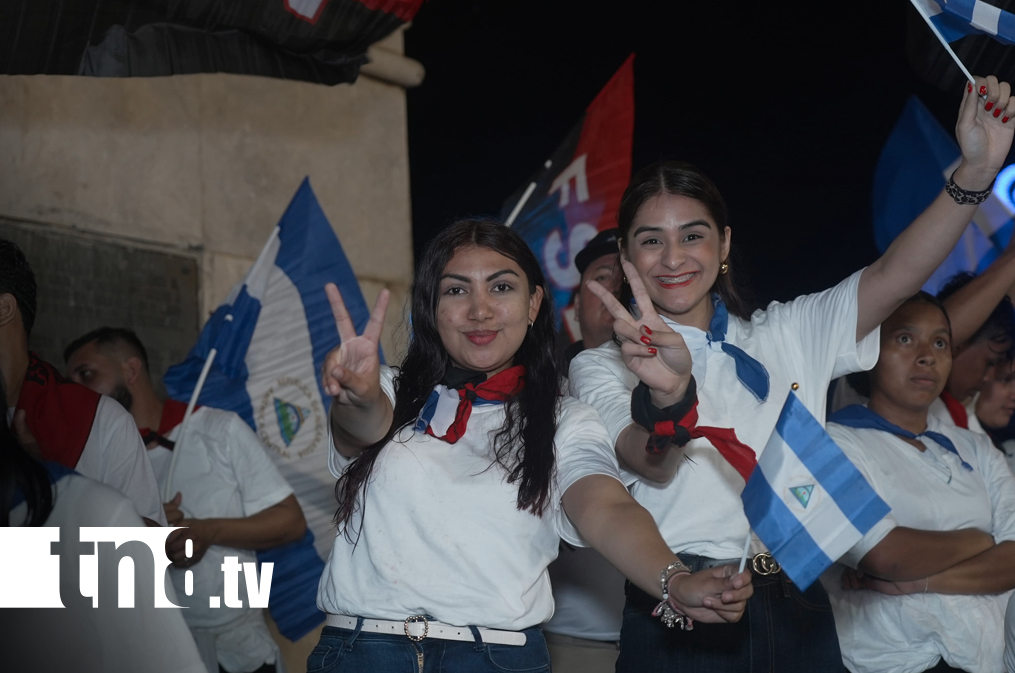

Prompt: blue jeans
xmin=307 ymin=620 xmax=551 ymax=673
xmin=617 ymin=572 xmax=847 ymax=673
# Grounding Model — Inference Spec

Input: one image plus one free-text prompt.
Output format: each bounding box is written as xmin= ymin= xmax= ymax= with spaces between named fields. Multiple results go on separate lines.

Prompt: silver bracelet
xmin=945 ymin=169 xmax=993 ymax=205
xmin=652 ymin=558 xmax=694 ymax=630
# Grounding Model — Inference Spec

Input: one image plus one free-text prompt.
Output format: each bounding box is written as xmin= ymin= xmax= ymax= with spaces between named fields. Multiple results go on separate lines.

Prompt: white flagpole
xmin=737 ymin=530 xmax=752 ymax=574
xmin=162 ymin=226 xmax=280 ymax=500
xmin=163 ymin=343 xmax=221 ymax=498
xmin=505 ymin=159 xmax=553 ymax=227
xmin=910 ymin=0 xmax=978 ymax=86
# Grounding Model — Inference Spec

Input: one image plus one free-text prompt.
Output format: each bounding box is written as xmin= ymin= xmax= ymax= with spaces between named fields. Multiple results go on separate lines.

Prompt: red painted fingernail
xmin=969 ymin=83 xmax=974 ymax=93
xmin=981 ymin=85 xmax=988 ymax=95
xmin=1004 ymin=116 xmax=1010 ymax=123
xmin=994 ymin=107 xmax=1003 ymax=117
xmin=642 ymin=325 xmax=652 ymax=335
xmin=648 ymin=347 xmax=657 ymax=355
xmin=986 ymin=101 xmax=994 ymax=111
xmin=640 ymin=336 xmax=652 ymax=345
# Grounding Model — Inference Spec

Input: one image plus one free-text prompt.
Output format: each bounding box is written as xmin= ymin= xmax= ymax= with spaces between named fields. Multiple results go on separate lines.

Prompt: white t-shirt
xmin=928 ymin=393 xmax=986 ymax=434
xmin=7 ymin=395 xmax=166 ymax=526
xmin=318 ymin=366 xmax=624 ymax=631
xmin=824 ymin=416 xmax=1015 ymax=673
xmin=146 ymin=406 xmax=293 ymax=673
xmin=569 ymin=269 xmax=880 ymax=559
xmin=3 ymin=473 xmax=206 ymax=673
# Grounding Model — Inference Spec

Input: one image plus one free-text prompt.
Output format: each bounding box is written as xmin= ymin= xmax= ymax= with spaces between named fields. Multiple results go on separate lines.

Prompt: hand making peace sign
xmin=585 ymin=257 xmax=694 ymax=407
xmin=321 ymin=283 xmax=390 ymax=408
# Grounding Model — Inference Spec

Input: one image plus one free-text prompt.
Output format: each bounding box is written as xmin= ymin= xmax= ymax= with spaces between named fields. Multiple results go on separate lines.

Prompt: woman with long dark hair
xmin=309 ymin=218 xmax=752 ymax=673
xmin=569 ymin=76 xmax=1015 ymax=671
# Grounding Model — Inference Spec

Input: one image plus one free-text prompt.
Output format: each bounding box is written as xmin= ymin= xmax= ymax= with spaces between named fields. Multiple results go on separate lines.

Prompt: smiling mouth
xmin=655 ymin=272 xmax=697 ymax=288
xmin=465 ymin=331 xmax=497 ymax=345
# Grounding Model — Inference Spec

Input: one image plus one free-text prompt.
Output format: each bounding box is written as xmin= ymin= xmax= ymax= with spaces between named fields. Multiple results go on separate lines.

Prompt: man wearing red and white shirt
xmin=0 ymin=238 xmax=165 ymax=526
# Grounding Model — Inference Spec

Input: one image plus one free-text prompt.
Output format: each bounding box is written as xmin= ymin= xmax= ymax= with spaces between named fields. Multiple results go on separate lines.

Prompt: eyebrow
xmin=440 ymin=269 xmax=520 ymax=283
xmin=632 ymin=220 xmax=712 ymax=237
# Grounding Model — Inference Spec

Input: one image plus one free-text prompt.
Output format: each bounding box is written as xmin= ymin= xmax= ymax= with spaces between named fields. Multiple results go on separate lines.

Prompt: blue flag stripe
xmin=775 ymin=394 xmax=891 ymax=533
xmin=742 ymin=469 xmax=833 ymax=589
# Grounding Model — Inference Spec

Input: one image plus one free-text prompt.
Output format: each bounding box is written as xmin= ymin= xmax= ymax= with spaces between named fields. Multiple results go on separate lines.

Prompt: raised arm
xmin=585 ymin=258 xmax=694 ymax=483
xmin=322 ymin=283 xmax=393 ymax=458
xmin=941 ymin=240 xmax=1015 ymax=345
xmin=856 ymin=76 xmax=1015 ymax=340
xmin=563 ymin=473 xmax=752 ymax=624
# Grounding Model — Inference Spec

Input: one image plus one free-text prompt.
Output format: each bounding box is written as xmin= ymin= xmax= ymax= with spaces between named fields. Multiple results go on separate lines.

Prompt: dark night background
xmin=403 ymin=0 xmax=1010 ymax=310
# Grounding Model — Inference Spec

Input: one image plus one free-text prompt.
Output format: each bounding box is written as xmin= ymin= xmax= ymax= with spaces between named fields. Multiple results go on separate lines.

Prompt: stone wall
xmin=0 ymin=29 xmax=415 ymax=367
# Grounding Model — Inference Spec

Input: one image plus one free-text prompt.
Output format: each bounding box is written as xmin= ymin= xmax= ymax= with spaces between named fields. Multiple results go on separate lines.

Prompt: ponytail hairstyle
xmin=334 ymin=218 xmax=562 ymax=542
xmin=616 ymin=160 xmax=753 ymax=320
xmin=0 ymin=375 xmax=55 ymax=527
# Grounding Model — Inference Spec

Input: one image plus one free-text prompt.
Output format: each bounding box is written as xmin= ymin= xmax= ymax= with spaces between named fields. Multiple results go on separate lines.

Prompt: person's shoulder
xmin=570 ymin=339 xmax=622 ymax=371
xmin=826 ymin=421 xmax=873 ymax=452
xmin=555 ymin=395 xmax=611 ymax=444
xmin=50 ymin=473 xmax=144 ymax=527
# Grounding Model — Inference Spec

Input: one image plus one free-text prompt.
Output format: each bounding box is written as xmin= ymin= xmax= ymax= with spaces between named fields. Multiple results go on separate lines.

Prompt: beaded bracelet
xmin=651 ymin=559 xmax=694 ymax=630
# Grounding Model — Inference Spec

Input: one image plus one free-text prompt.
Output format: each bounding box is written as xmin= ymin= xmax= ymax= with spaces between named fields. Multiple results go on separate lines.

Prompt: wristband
xmin=945 ymin=169 xmax=992 ymax=205
xmin=631 ymin=377 xmax=697 ymax=454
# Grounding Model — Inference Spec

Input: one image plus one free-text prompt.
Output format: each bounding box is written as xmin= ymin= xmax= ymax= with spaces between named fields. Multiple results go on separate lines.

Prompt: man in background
xmin=564 ymin=228 xmax=622 ymax=365
xmin=65 ymin=327 xmax=306 ymax=673
xmin=0 ymin=238 xmax=165 ymax=526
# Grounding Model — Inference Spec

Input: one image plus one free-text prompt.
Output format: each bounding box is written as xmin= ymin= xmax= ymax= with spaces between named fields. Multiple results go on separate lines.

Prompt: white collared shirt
xmin=569 ymin=269 xmax=880 ymax=559
xmin=318 ymin=366 xmax=623 ymax=631
xmin=824 ymin=415 xmax=1015 ymax=673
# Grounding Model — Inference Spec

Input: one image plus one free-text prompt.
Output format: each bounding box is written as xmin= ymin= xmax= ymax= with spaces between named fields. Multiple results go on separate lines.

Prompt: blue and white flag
xmin=741 ymin=391 xmax=891 ymax=590
xmin=164 ymin=178 xmax=380 ymax=639
xmin=913 ymin=0 xmax=1015 ymax=45
xmin=874 ymin=96 xmax=1015 ymax=293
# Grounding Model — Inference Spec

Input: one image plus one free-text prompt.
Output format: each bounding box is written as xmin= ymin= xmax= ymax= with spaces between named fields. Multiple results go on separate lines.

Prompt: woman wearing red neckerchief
xmin=309 ymin=219 xmax=752 ymax=673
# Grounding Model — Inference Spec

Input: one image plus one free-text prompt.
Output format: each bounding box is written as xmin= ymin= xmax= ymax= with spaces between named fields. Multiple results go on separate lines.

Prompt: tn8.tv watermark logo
xmin=0 ymin=527 xmax=274 ymax=608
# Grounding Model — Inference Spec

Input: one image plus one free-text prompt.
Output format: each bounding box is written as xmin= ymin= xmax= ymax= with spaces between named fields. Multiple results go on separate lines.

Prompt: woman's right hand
xmin=667 ymin=564 xmax=754 ymax=623
xmin=586 ymin=257 xmax=693 ymax=406
xmin=322 ymin=283 xmax=389 ymax=408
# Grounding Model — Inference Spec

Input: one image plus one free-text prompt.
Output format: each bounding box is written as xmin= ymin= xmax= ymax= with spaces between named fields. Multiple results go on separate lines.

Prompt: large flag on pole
xmin=741 ymin=391 xmax=891 ymax=590
xmin=873 ymin=96 xmax=1015 ymax=294
xmin=0 ymin=0 xmax=422 ymax=85
xmin=164 ymin=178 xmax=380 ymax=639
xmin=500 ymin=55 xmax=635 ymax=325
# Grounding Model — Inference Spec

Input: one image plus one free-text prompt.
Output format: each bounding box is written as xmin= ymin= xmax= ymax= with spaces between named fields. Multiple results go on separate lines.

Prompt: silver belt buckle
xmin=751 ymin=552 xmax=782 ymax=576
xmin=404 ymin=615 xmax=429 ymax=642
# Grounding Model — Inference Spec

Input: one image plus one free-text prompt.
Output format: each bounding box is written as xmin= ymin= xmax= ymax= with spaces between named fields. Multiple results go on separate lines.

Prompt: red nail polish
xmin=648 ymin=347 xmax=657 ymax=355
xmin=1004 ymin=116 xmax=1010 ymax=123
xmin=643 ymin=325 xmax=653 ymax=335
xmin=981 ymin=85 xmax=988 ymax=95
xmin=995 ymin=107 xmax=1003 ymax=118
xmin=986 ymin=101 xmax=994 ymax=111
xmin=641 ymin=336 xmax=652 ymax=345
xmin=969 ymin=83 xmax=974 ymax=93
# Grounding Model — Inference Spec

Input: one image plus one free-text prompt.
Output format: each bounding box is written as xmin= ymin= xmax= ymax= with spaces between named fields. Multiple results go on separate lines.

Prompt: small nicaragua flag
xmin=912 ymin=0 xmax=1015 ymax=45
xmin=740 ymin=390 xmax=891 ymax=590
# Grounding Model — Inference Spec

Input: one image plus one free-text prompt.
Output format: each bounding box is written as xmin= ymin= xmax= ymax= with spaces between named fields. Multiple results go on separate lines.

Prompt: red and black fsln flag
xmin=1 ymin=0 xmax=422 ymax=85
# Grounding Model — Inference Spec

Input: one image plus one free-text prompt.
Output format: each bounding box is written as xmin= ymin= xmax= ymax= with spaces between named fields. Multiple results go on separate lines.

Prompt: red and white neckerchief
xmin=413 ymin=366 xmax=526 ymax=444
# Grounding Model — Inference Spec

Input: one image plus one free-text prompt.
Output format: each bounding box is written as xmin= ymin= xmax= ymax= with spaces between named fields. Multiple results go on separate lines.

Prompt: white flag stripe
xmin=972 ymin=0 xmax=1002 ymax=34
xmin=429 ymin=387 xmax=463 ymax=437
xmin=757 ymin=432 xmax=865 ymax=564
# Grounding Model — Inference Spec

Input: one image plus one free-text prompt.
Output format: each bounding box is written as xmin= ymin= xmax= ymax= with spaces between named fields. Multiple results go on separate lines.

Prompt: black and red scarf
xmin=413 ymin=366 xmax=526 ymax=444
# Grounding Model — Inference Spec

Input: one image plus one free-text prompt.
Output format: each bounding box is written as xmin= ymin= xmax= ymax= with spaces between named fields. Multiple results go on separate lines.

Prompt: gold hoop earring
xmin=719 ymin=261 xmax=729 ymax=275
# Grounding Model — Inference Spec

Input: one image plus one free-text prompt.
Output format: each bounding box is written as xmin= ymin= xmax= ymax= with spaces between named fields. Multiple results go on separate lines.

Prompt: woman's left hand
xmin=840 ymin=567 xmax=922 ymax=596
xmin=667 ymin=565 xmax=754 ymax=623
xmin=954 ymin=75 xmax=1015 ymax=190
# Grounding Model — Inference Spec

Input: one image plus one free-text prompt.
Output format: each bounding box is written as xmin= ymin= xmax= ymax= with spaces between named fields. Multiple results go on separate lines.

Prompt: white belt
xmin=325 ymin=614 xmax=527 ymax=646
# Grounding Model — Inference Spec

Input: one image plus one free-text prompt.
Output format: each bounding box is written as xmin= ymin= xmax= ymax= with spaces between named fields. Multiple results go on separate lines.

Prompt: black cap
xmin=574 ymin=229 xmax=620 ymax=276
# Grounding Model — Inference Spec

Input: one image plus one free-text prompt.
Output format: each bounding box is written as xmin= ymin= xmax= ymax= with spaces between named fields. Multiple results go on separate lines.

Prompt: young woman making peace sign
xmin=569 ymin=76 xmax=1015 ymax=672
xmin=309 ymin=219 xmax=752 ymax=673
